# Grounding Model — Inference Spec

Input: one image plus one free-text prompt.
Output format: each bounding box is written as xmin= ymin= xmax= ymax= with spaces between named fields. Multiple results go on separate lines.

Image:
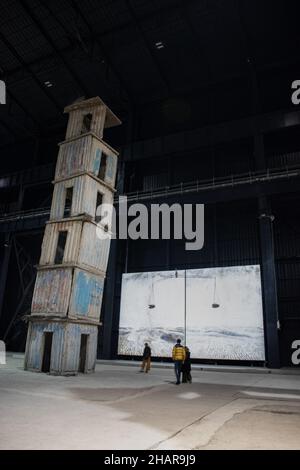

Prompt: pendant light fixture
xmin=212 ymin=276 xmax=220 ymax=308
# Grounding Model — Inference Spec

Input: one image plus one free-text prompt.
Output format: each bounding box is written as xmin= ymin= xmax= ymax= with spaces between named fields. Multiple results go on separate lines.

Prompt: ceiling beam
xmin=66 ymin=0 xmax=134 ymax=106
xmin=5 ymin=88 xmax=40 ymax=129
xmin=0 ymin=115 xmax=19 ymax=140
xmin=233 ymin=0 xmax=260 ymax=113
xmin=0 ymin=0 xmax=187 ymax=85
xmin=19 ymin=0 xmax=90 ymax=99
xmin=124 ymin=0 xmax=171 ymax=94
xmin=0 ymin=62 xmax=40 ymax=137
xmin=179 ymin=0 xmax=212 ymax=81
xmin=0 ymin=30 xmax=62 ymax=113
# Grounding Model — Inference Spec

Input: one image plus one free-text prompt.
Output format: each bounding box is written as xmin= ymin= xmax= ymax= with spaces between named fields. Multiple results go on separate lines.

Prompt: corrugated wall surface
xmin=268 ymin=151 xmax=300 ymax=169
xmin=69 ymin=268 xmax=104 ymax=319
xmin=25 ymin=321 xmax=97 ymax=374
xmin=50 ymin=177 xmax=85 ymax=220
xmin=31 ymin=268 xmax=72 ymax=315
xmin=79 ymin=222 xmax=111 ymax=273
xmin=55 ymin=135 xmax=93 ymax=179
xmin=81 ymin=174 xmax=114 ymax=210
xmin=40 ymin=219 xmax=110 ymax=273
xmin=63 ymin=323 xmax=98 ymax=373
xmin=274 ymin=210 xmax=300 ymax=323
xmin=55 ymin=135 xmax=118 ymax=185
xmin=91 ymin=138 xmax=118 ymax=187
xmin=39 ymin=221 xmax=82 ymax=265
xmin=127 ymin=201 xmax=260 ymax=272
xmin=50 ymin=174 xmax=114 ymax=220
xmin=65 ymin=104 xmax=106 ymax=140
xmin=25 ymin=321 xmax=65 ymax=372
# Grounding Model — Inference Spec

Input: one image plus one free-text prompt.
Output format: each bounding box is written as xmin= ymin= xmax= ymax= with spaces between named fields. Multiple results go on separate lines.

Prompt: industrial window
xmin=95 ymin=192 xmax=103 ymax=223
xmin=81 ymin=113 xmax=92 ymax=134
xmin=64 ymin=186 xmax=73 ymax=217
xmin=54 ymin=231 xmax=68 ymax=264
xmin=98 ymin=153 xmax=107 ymax=180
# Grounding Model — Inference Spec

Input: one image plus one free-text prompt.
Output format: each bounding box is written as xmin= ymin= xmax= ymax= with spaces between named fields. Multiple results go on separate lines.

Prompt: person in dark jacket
xmin=181 ymin=346 xmax=192 ymax=383
xmin=140 ymin=343 xmax=151 ymax=373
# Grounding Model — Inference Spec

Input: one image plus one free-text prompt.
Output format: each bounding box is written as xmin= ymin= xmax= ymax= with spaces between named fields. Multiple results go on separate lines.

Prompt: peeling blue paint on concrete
xmin=73 ymin=270 xmax=103 ymax=316
xmin=93 ymin=148 xmax=101 ymax=175
xmin=106 ymin=155 xmax=114 ymax=179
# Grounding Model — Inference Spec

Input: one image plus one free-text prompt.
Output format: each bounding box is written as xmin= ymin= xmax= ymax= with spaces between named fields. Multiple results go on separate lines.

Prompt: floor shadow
xmin=68 ymin=386 xmax=156 ymax=402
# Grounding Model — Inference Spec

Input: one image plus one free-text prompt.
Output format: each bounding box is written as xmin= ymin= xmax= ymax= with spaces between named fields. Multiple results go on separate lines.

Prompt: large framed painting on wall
xmin=118 ymin=265 xmax=265 ymax=361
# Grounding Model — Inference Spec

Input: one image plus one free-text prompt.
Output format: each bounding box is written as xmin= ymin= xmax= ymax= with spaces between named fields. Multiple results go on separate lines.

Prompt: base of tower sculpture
xmin=24 ymin=318 xmax=99 ymax=375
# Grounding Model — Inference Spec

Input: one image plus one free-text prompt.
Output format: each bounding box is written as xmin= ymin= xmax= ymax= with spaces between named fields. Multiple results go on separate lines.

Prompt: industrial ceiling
xmin=0 ymin=0 xmax=300 ymax=150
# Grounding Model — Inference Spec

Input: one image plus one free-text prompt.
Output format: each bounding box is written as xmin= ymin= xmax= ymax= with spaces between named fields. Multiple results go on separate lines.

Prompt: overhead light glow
xmin=155 ymin=41 xmax=164 ymax=49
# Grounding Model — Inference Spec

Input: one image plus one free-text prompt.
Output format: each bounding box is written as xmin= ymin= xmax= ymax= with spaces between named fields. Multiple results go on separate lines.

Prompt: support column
xmin=101 ymin=239 xmax=118 ymax=359
xmin=258 ymin=196 xmax=280 ymax=368
xmin=254 ymin=133 xmax=266 ymax=170
xmin=0 ymin=233 xmax=12 ymax=323
xmin=101 ymin=156 xmax=126 ymax=359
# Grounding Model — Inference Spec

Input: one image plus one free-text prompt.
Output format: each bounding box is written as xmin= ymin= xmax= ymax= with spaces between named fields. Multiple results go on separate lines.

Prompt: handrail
xmin=123 ymin=165 xmax=300 ymax=202
xmin=0 ymin=206 xmax=51 ymax=222
xmin=1 ymin=164 xmax=299 ymax=223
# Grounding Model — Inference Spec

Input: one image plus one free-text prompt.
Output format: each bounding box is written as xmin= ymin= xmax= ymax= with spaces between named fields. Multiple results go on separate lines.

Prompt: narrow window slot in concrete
xmin=95 ymin=192 xmax=103 ymax=223
xmin=81 ymin=113 xmax=92 ymax=133
xmin=79 ymin=334 xmax=89 ymax=373
xmin=54 ymin=230 xmax=68 ymax=264
xmin=64 ymin=186 xmax=73 ymax=217
xmin=98 ymin=153 xmax=107 ymax=181
xmin=41 ymin=332 xmax=53 ymax=373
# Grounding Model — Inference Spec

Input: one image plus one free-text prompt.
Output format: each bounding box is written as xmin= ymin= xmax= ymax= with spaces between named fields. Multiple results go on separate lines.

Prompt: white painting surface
xmin=118 ymin=265 xmax=265 ymax=361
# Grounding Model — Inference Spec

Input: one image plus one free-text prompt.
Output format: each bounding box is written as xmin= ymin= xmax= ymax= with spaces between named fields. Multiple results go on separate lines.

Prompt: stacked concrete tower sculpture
xmin=24 ymin=97 xmax=121 ymax=375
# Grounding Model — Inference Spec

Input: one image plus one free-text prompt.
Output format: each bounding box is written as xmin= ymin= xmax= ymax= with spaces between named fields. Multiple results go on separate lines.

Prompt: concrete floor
xmin=1 ymin=355 xmax=300 ymax=450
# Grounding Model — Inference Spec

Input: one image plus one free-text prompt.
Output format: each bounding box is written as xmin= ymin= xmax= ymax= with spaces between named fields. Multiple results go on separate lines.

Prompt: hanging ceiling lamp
xmin=211 ymin=277 xmax=220 ymax=308
xmin=148 ymin=274 xmax=156 ymax=309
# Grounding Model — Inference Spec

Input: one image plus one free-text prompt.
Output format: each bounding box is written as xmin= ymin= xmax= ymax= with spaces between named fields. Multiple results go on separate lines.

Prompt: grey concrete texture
xmin=1 ymin=355 xmax=300 ymax=450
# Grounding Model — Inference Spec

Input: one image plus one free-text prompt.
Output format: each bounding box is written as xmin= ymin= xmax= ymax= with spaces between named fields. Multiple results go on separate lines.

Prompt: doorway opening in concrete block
xmin=95 ymin=192 xmax=103 ymax=223
xmin=79 ymin=334 xmax=89 ymax=373
xmin=64 ymin=186 xmax=73 ymax=217
xmin=81 ymin=113 xmax=92 ymax=133
xmin=98 ymin=153 xmax=107 ymax=181
xmin=54 ymin=230 xmax=68 ymax=264
xmin=42 ymin=332 xmax=53 ymax=373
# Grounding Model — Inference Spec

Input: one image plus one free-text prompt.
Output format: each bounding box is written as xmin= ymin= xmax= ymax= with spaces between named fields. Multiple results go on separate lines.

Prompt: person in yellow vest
xmin=172 ymin=338 xmax=186 ymax=384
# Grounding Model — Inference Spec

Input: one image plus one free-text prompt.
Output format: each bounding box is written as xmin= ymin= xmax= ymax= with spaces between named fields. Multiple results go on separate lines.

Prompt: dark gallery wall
xmin=0 ymin=0 xmax=300 ymax=367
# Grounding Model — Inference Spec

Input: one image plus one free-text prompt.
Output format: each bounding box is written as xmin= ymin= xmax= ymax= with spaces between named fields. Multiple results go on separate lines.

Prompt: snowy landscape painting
xmin=118 ymin=265 xmax=265 ymax=361
xmin=118 ymin=270 xmax=185 ymax=357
